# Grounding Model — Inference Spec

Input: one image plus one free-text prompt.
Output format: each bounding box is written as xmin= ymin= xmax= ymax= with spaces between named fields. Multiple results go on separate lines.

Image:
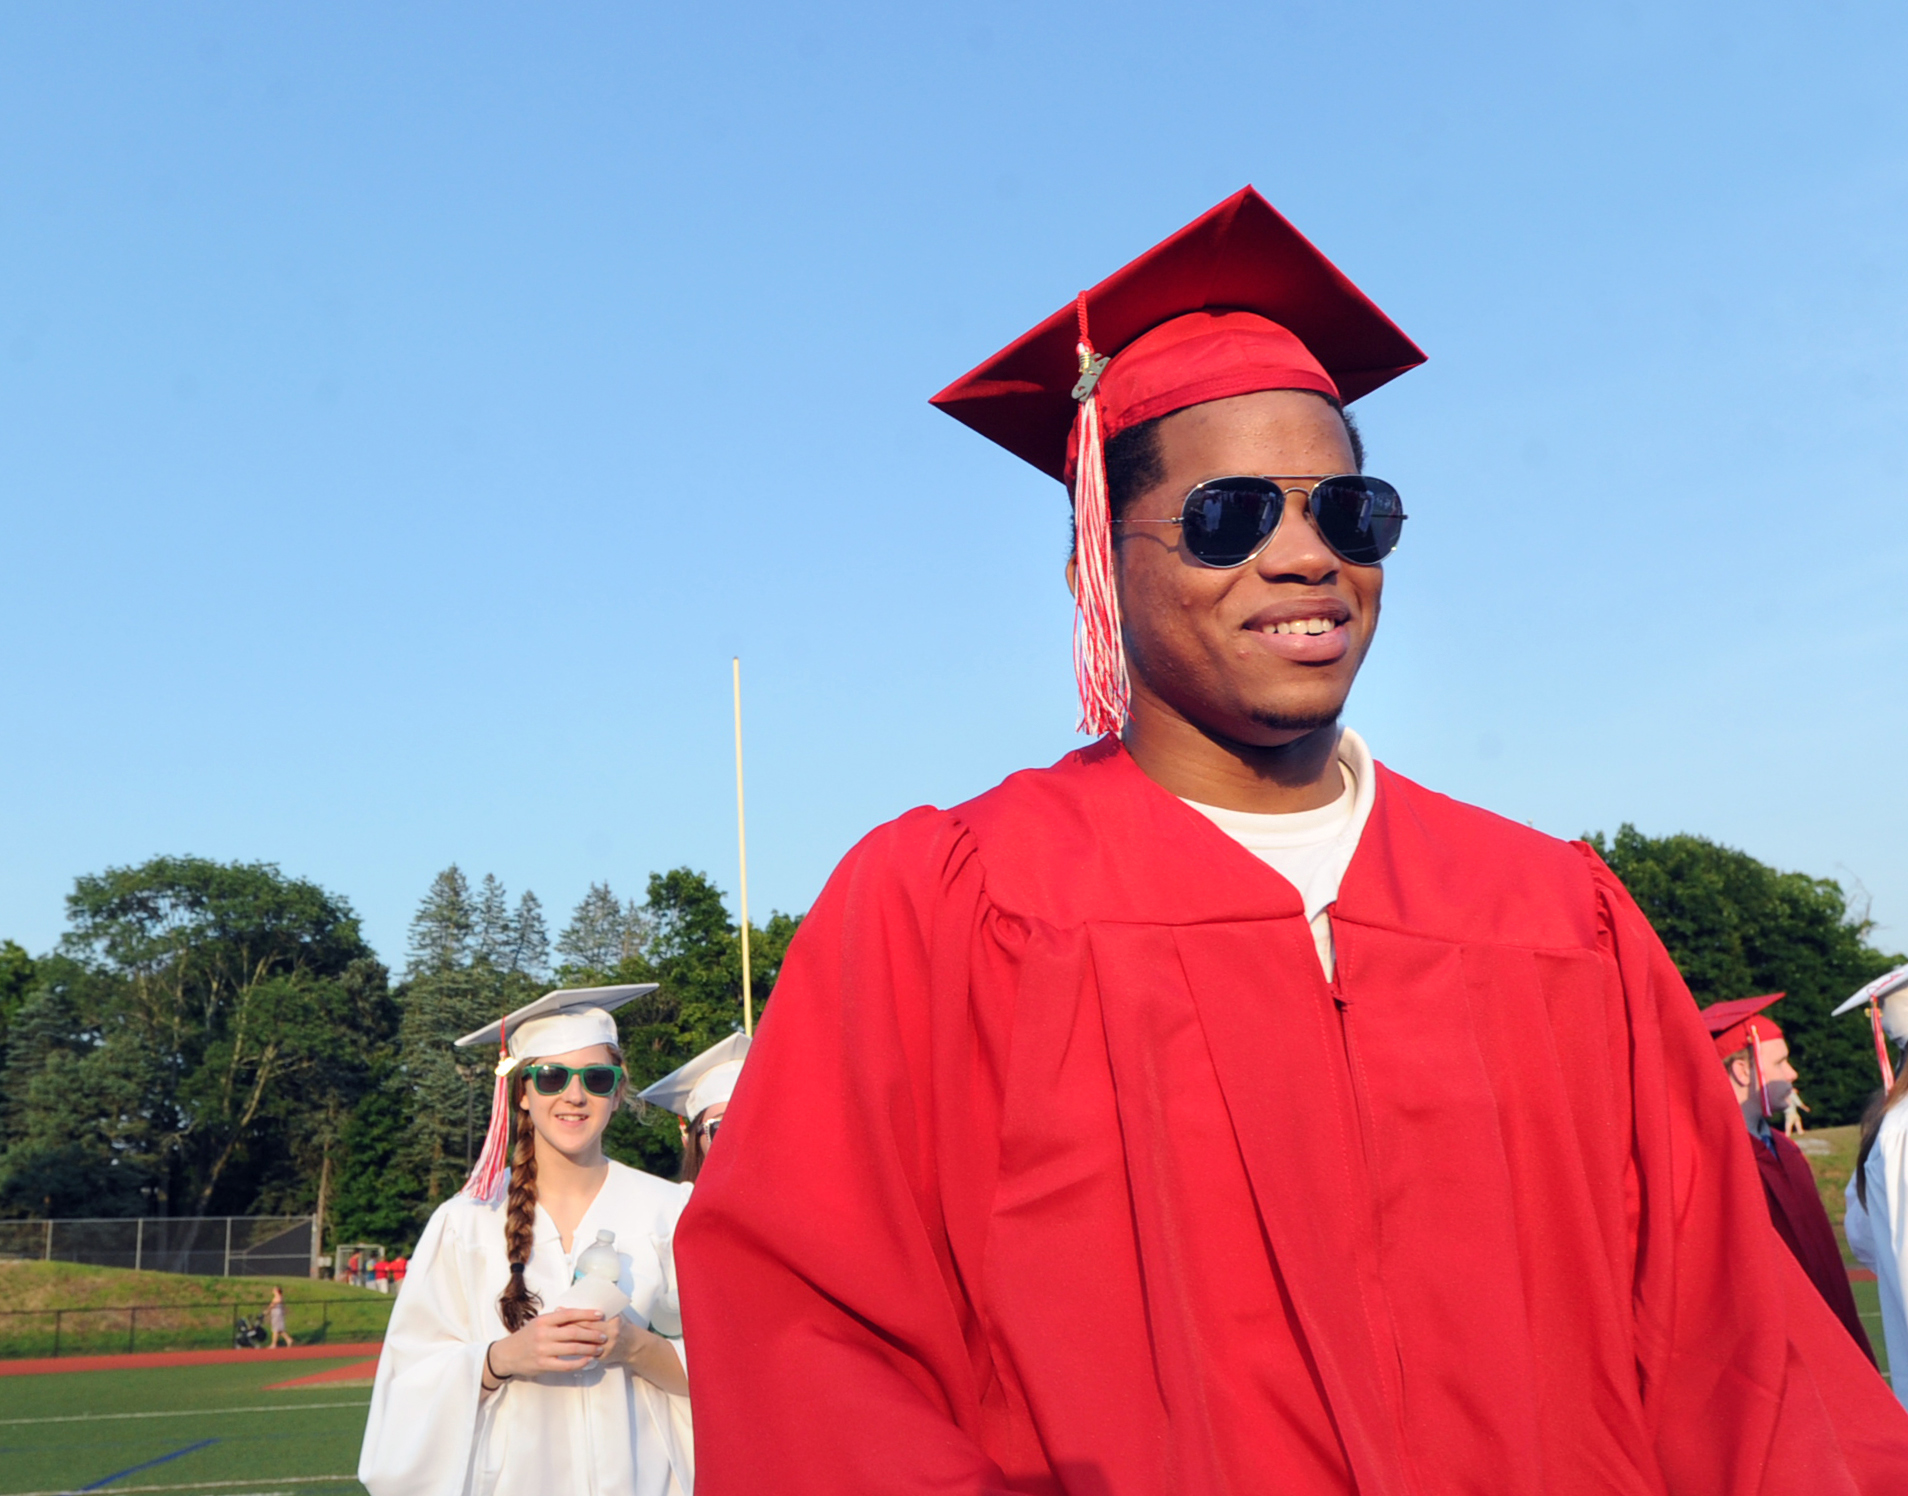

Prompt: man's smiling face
xmin=1113 ymin=389 xmax=1380 ymax=748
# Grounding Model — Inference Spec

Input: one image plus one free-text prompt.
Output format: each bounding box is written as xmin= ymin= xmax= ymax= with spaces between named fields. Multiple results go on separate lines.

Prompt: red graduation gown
xmin=677 ymin=740 xmax=1908 ymax=1494
xmin=1754 ymin=1128 xmax=1877 ymax=1363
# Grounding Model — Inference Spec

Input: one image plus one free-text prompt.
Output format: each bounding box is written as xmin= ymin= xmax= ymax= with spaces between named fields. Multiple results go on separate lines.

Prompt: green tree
xmin=0 ymin=940 xmax=34 ymax=1049
xmin=385 ymin=869 xmax=550 ymax=1225
xmin=0 ymin=856 xmax=382 ymax=1217
xmin=407 ymin=866 xmax=474 ymax=977
xmin=587 ymin=868 xmax=801 ymax=1176
xmin=556 ymin=883 xmax=648 ymax=977
xmin=1590 ymin=825 xmax=1903 ymax=1125
xmin=0 ymin=955 xmax=157 ymax=1216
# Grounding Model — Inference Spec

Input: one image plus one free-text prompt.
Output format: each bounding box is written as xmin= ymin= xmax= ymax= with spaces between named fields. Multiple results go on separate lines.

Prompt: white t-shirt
xmin=1180 ymin=728 xmax=1377 ymax=979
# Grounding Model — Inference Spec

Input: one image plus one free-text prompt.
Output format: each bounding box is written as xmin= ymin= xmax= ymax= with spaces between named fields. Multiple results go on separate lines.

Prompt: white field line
xmin=0 ymin=1402 xmax=369 ymax=1427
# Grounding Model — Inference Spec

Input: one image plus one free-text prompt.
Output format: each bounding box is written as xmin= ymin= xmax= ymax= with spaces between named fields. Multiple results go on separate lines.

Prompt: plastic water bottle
xmin=574 ymin=1229 xmax=619 ymax=1285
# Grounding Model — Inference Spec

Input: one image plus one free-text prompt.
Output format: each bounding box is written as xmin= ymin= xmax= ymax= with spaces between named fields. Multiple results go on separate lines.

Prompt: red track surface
xmin=264 ymin=1357 xmax=381 ymax=1389
xmin=0 ymin=1340 xmax=384 ymax=1378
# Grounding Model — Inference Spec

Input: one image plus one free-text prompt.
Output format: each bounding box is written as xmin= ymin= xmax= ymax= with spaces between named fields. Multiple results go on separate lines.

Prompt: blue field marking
xmin=79 ymin=1436 xmax=218 ymax=1490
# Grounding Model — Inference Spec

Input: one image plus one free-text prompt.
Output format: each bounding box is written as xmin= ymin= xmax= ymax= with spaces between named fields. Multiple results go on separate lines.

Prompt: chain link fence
xmin=0 ymin=1215 xmax=318 ymax=1277
xmin=0 ymin=1296 xmax=393 ymax=1359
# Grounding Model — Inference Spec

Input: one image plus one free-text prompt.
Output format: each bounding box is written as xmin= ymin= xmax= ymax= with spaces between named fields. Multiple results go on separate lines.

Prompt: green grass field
xmin=0 ymin=1356 xmax=372 ymax=1495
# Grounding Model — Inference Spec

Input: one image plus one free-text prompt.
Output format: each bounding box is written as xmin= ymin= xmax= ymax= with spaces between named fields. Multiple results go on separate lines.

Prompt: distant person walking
xmin=266 ymin=1285 xmax=294 ymax=1349
xmin=391 ymin=1254 xmax=409 ymax=1291
xmin=347 ymin=1250 xmax=362 ymax=1288
xmin=1784 ymin=1087 xmax=1811 ymax=1139
xmin=373 ymin=1256 xmax=391 ymax=1294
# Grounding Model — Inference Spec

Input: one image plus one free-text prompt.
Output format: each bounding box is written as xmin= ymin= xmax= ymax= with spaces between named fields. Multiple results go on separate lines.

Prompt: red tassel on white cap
xmin=1070 ymin=294 xmax=1128 ymax=737
xmin=1871 ymin=1002 xmax=1897 ymax=1090
xmin=461 ymin=1015 xmax=518 ymax=1203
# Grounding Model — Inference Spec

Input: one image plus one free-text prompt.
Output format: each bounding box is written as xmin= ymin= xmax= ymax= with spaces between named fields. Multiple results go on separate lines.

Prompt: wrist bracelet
xmin=485 ymin=1342 xmax=511 ymax=1382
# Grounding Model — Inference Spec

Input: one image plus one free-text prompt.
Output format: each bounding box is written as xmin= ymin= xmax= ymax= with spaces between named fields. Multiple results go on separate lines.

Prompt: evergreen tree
xmin=557 ymin=883 xmax=646 ymax=978
xmin=472 ymin=874 xmax=514 ymax=970
xmin=508 ymin=891 xmax=550 ymax=979
xmin=395 ymin=965 xmax=509 ymax=1208
xmin=407 ymin=866 xmax=474 ymax=977
xmin=0 ymin=940 xmax=34 ymax=1051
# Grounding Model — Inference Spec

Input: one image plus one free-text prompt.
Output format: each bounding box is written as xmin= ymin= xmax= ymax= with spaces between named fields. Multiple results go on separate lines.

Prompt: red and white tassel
xmin=1070 ymin=294 xmax=1128 ymax=737
xmin=1872 ymin=1002 xmax=1897 ymax=1091
xmin=461 ymin=1017 xmax=518 ymax=1203
xmin=1746 ymin=1020 xmax=1773 ymax=1119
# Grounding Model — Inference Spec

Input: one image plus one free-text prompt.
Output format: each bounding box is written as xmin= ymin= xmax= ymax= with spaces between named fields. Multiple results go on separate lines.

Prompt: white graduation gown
xmin=359 ymin=1161 xmax=696 ymax=1496
xmin=1854 ymin=1103 xmax=1908 ymax=1409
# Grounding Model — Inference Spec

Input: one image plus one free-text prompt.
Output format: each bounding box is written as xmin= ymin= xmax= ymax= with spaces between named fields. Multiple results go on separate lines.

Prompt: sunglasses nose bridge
xmin=1249 ymin=488 xmax=1336 ymax=574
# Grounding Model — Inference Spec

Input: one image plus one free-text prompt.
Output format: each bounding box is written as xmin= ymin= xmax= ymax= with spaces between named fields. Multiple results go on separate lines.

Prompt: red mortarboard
xmin=1699 ymin=993 xmax=1786 ymax=1060
xmin=929 ymin=187 xmax=1425 ymax=734
xmin=932 ymin=186 xmax=1425 ymax=481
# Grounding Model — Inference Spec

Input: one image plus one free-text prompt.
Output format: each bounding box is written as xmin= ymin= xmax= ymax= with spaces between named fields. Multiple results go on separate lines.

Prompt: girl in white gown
xmin=360 ymin=985 xmax=695 ymax=1496
xmin=1839 ymin=968 xmax=1908 ymax=1409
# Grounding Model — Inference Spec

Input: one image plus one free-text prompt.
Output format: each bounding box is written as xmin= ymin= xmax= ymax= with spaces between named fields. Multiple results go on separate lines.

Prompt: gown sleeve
xmin=1845 ymin=1177 xmax=1877 ymax=1271
xmin=358 ymin=1202 xmax=493 ymax=1496
xmin=1585 ymin=851 xmax=1908 ymax=1492
xmin=675 ymin=810 xmax=1016 ymax=1496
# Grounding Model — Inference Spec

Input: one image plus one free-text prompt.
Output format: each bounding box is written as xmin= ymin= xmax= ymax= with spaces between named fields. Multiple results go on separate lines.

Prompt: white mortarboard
xmin=638 ymin=1032 xmax=751 ymax=1119
xmin=1831 ymin=963 xmax=1908 ymax=1088
xmin=1830 ymin=965 xmax=1908 ymax=1018
xmin=456 ymin=983 xmax=658 ymax=1203
xmin=453 ymin=983 xmax=658 ymax=1064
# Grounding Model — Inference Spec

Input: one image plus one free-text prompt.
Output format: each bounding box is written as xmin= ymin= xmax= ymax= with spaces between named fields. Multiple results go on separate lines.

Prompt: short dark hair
xmin=1098 ymin=393 xmax=1365 ymax=523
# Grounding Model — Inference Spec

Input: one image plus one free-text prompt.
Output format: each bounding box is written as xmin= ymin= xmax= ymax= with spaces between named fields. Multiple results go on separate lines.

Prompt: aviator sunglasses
xmin=527 ymin=1062 xmax=626 ymax=1097
xmin=1114 ymin=474 xmax=1406 ymax=568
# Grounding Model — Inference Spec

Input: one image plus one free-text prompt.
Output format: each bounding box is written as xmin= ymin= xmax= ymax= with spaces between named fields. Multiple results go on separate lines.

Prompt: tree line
xmin=0 ymin=824 xmax=1896 ymax=1252
xmin=0 ymin=858 xmax=796 ymax=1250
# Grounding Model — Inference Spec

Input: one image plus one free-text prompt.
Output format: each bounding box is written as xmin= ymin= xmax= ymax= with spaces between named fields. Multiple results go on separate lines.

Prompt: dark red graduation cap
xmin=1699 ymin=993 xmax=1786 ymax=1060
xmin=930 ymin=187 xmax=1425 ymax=734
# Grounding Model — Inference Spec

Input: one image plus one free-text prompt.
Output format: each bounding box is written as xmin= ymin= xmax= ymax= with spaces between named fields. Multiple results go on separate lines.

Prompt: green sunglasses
xmin=527 ymin=1062 xmax=625 ymax=1097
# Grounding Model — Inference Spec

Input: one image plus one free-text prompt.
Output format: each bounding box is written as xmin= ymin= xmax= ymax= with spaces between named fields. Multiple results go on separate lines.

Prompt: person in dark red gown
xmin=1700 ymin=992 xmax=1878 ymax=1362
xmin=675 ymin=188 xmax=1908 ymax=1493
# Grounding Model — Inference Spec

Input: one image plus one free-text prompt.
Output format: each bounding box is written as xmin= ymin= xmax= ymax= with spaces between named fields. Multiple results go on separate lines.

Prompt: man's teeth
xmin=1267 ymin=618 xmax=1338 ymax=635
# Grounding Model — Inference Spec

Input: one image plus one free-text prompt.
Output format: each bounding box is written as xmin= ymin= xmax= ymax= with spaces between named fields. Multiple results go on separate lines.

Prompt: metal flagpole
xmin=733 ymin=657 xmax=754 ymax=1036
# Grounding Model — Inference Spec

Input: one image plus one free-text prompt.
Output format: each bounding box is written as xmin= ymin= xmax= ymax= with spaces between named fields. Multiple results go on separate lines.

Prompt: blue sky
xmin=3 ymin=2 xmax=1904 ymax=968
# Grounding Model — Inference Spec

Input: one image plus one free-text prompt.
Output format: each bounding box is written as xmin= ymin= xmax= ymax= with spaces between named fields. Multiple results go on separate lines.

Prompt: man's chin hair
xmin=1247 ymin=706 xmax=1343 ymax=735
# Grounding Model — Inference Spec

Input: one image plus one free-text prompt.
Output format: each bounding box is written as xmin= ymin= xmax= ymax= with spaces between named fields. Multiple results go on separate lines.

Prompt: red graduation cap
xmin=1698 ymin=993 xmax=1787 ymax=1060
xmin=930 ymin=187 xmax=1425 ymax=735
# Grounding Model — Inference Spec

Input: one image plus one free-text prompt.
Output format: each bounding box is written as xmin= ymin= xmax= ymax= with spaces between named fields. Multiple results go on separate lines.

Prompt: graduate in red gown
xmin=675 ymin=188 xmax=1908 ymax=1493
xmin=1700 ymin=992 xmax=1877 ymax=1362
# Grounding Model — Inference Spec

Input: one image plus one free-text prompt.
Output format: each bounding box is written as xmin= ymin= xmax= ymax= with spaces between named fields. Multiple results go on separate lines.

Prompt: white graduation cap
xmin=455 ymin=983 xmax=658 ymax=1203
xmin=638 ymin=1032 xmax=751 ymax=1119
xmin=453 ymin=983 xmax=658 ymax=1062
xmin=1830 ymin=963 xmax=1908 ymax=1091
xmin=1830 ymin=964 xmax=1908 ymax=1018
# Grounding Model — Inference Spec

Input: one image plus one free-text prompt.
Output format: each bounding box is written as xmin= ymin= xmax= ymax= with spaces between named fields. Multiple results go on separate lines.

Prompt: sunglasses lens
xmin=1309 ymin=476 xmax=1404 ymax=565
xmin=582 ymin=1066 xmax=619 ymax=1096
xmin=1179 ymin=479 xmax=1281 ymax=566
xmin=531 ymin=1066 xmax=567 ymax=1096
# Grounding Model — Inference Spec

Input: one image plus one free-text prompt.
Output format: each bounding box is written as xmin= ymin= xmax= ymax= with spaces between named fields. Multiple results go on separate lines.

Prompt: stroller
xmin=233 ymin=1313 xmax=269 ymax=1350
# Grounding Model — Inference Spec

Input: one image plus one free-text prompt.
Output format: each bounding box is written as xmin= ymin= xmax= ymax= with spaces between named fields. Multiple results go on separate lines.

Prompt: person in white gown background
xmin=1840 ymin=967 xmax=1908 ymax=1409
xmin=360 ymin=985 xmax=696 ymax=1496
xmin=637 ymin=1032 xmax=750 ymax=1184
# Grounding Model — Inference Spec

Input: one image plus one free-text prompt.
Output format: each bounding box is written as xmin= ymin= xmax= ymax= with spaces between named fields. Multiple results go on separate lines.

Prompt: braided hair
xmin=497 ymin=1066 xmax=542 ymax=1332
